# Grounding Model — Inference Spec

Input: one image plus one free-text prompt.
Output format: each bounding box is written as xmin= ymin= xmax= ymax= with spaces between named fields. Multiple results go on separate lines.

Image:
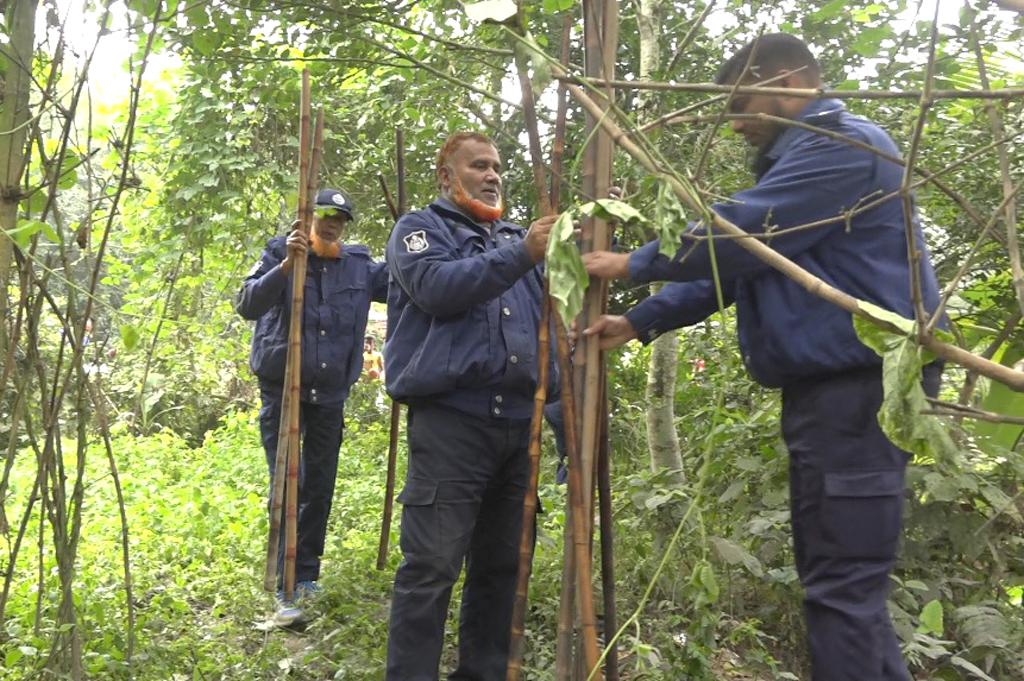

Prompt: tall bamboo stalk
xmin=505 ymin=23 xmax=563 ymax=677
xmin=506 ymin=292 xmax=551 ymax=681
xmin=376 ymin=129 xmax=406 ymax=571
xmin=556 ymin=317 xmax=602 ymax=679
xmin=264 ymin=70 xmax=312 ymax=593
xmin=284 ymin=108 xmax=325 ymax=600
xmin=551 ymin=16 xmax=577 ymax=678
xmin=596 ymin=376 xmax=617 ymax=681
xmin=577 ymin=0 xmax=618 ymax=541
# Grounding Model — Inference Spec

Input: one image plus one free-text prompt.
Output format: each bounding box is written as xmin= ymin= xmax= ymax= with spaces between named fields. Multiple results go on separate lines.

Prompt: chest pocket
xmin=318 ymin=259 xmax=368 ymax=335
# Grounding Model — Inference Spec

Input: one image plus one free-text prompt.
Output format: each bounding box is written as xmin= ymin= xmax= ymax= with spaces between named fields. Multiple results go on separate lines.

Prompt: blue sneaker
xmin=273 ymin=581 xmax=319 ymax=628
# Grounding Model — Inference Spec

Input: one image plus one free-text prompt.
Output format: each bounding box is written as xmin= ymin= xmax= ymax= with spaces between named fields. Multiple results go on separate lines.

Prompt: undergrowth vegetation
xmin=2 ymin=353 xmax=1021 ymax=680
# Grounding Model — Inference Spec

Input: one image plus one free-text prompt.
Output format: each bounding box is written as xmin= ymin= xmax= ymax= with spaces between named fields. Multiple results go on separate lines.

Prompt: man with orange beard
xmin=236 ymin=189 xmax=388 ymax=626
xmin=383 ymin=132 xmax=557 ymax=680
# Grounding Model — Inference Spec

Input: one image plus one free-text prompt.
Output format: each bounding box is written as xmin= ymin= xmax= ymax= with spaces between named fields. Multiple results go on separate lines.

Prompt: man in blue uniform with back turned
xmin=583 ymin=34 xmax=942 ymax=681
xmin=236 ymin=189 xmax=388 ymax=625
xmin=383 ymin=132 xmax=557 ymax=680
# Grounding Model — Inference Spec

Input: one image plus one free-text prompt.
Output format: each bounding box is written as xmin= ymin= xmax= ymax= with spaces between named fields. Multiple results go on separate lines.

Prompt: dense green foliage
xmin=2 ymin=0 xmax=1023 ymax=678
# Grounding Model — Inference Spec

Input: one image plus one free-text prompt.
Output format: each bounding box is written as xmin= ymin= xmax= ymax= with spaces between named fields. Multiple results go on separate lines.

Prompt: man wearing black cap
xmin=236 ymin=188 xmax=388 ymax=625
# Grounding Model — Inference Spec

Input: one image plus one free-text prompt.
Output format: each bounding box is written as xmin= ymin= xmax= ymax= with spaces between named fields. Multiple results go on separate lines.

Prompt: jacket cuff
xmin=624 ymin=303 xmax=665 ymax=345
xmin=628 ymin=241 xmax=662 ymax=283
xmin=512 ymin=240 xmax=537 ymax=273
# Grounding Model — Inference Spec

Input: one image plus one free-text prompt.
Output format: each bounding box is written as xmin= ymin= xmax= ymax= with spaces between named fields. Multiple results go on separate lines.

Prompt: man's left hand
xmin=583 ymin=251 xmax=630 ymax=280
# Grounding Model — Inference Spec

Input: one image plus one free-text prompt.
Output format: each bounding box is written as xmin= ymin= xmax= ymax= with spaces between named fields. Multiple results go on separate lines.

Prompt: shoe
xmin=272 ymin=601 xmax=306 ymax=628
xmin=272 ymin=581 xmax=320 ymax=629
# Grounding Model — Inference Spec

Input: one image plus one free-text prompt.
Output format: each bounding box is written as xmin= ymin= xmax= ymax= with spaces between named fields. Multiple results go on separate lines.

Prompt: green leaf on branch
xmin=852 ymin=303 xmax=959 ymax=467
xmin=541 ymin=0 xmax=574 ymax=12
xmin=654 ymin=180 xmax=689 ymax=258
xmin=691 ymin=561 xmax=719 ymax=606
xmin=545 ymin=211 xmax=588 ymax=324
xmin=5 ymin=219 xmax=59 ymax=248
xmin=917 ymin=599 xmax=944 ymax=636
xmin=578 ymin=199 xmax=648 ymax=225
xmin=513 ymin=32 xmax=552 ymax=95
xmin=120 ymin=325 xmax=140 ymax=352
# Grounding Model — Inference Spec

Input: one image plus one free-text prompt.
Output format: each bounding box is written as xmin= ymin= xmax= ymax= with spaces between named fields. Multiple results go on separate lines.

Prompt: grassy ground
xmin=0 ymin=385 xmax=791 ymax=680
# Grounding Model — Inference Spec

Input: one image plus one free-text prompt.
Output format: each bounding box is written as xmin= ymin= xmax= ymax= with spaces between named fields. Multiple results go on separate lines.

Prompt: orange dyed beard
xmin=310 ymin=225 xmax=341 ymax=259
xmin=450 ymin=176 xmax=504 ymax=223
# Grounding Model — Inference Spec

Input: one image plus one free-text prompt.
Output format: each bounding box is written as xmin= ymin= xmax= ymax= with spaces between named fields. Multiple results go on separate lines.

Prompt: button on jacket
xmin=624 ymin=99 xmax=942 ymax=387
xmin=236 ymin=237 xmax=388 ymax=405
xmin=384 ymin=198 xmax=554 ymax=419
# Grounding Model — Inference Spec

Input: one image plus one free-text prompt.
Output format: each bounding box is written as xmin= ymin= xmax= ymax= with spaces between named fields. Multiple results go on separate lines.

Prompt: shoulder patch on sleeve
xmin=247 ymin=259 xmax=264 ymax=276
xmin=403 ymin=230 xmax=429 ymax=253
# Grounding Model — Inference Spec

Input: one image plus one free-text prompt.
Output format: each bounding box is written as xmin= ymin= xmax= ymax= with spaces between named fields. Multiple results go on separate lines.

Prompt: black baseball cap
xmin=314 ymin=188 xmax=356 ymax=221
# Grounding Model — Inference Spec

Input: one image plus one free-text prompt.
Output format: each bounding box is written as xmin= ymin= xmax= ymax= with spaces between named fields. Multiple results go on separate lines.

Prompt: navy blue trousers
xmin=385 ymin=402 xmax=530 ymax=681
xmin=259 ymin=388 xmax=345 ymax=585
xmin=781 ymin=366 xmax=940 ymax=681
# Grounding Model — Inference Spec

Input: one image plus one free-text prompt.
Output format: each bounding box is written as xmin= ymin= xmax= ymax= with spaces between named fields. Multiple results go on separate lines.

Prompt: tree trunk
xmin=0 ymin=0 xmax=38 ymax=352
xmin=637 ymin=0 xmax=684 ymax=482
xmin=646 ymin=316 xmax=684 ymax=482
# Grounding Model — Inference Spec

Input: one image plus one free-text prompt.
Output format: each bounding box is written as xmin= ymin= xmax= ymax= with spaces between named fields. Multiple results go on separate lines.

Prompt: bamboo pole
xmin=376 ymin=130 xmax=406 ymax=571
xmin=551 ymin=16 xmax=577 ymax=680
xmin=556 ymin=316 xmax=602 ymax=679
xmin=505 ymin=23 xmax=564 ymax=677
xmin=283 ymin=108 xmax=325 ymax=601
xmin=506 ymin=293 xmax=552 ymax=681
xmin=555 ymin=507 xmax=576 ymax=681
xmin=508 ymin=10 xmax=605 ymax=675
xmin=265 ymin=70 xmax=312 ymax=593
xmin=596 ymin=380 xmax=617 ymax=681
xmin=576 ymin=0 xmax=617 ymax=535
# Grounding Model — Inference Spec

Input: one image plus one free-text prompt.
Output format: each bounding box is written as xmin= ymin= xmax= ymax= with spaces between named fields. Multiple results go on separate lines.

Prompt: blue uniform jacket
xmin=384 ymin=198 xmax=554 ymax=420
xmin=235 ymin=237 xmax=388 ymax=406
xmin=624 ymin=99 xmax=942 ymax=388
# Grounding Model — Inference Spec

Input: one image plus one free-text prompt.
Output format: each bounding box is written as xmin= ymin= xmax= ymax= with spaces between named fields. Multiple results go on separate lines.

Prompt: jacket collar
xmin=430 ymin=198 xmax=523 ymax=243
xmin=754 ymin=98 xmax=846 ymax=178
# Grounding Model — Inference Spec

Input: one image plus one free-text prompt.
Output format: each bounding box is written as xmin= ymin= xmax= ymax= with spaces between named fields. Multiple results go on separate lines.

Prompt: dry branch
xmin=557 ymin=73 xmax=1024 ymax=393
xmin=558 ymin=76 xmax=1024 ymax=100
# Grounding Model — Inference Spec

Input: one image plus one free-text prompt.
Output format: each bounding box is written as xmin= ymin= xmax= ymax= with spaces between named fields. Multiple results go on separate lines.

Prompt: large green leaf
xmin=5 ymin=219 xmax=59 ymax=248
xmin=578 ymin=199 xmax=648 ymax=225
xmin=852 ymin=307 xmax=959 ymax=467
xmin=654 ymin=180 xmax=689 ymax=258
xmin=545 ymin=211 xmax=588 ymax=324
xmin=917 ymin=599 xmax=944 ymax=635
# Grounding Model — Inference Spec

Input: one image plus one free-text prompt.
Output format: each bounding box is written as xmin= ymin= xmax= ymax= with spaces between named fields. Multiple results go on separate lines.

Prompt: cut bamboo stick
xmin=506 ymin=292 xmax=551 ymax=681
xmin=283 ymin=107 xmax=325 ymax=601
xmin=264 ymin=70 xmax=312 ymax=593
xmin=555 ymin=315 xmax=602 ymax=679
xmin=376 ymin=129 xmax=406 ymax=571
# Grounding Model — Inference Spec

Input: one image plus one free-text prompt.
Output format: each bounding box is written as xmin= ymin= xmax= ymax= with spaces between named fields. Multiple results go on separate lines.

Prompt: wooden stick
xmin=505 ymin=28 xmax=564 ymax=678
xmin=559 ymin=74 xmax=1024 ymax=393
xmin=549 ymin=20 xmax=576 ymax=677
xmin=376 ymin=129 xmax=406 ymax=571
xmin=506 ymin=292 xmax=551 ymax=681
xmin=555 ymin=314 xmax=602 ymax=679
xmin=555 ymin=505 xmax=576 ymax=681
xmin=283 ymin=107 xmax=325 ymax=601
xmin=376 ymin=400 xmax=401 ymax=570
xmin=265 ymin=70 xmax=312 ymax=593
xmin=555 ymin=75 xmax=1024 ymax=100
xmin=596 ymin=380 xmax=617 ymax=681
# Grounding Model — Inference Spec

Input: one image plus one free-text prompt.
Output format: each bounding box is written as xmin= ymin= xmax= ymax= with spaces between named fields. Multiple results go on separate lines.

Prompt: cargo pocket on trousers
xmin=397 ymin=479 xmax=440 ymax=557
xmin=820 ymin=470 xmax=905 ymax=559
